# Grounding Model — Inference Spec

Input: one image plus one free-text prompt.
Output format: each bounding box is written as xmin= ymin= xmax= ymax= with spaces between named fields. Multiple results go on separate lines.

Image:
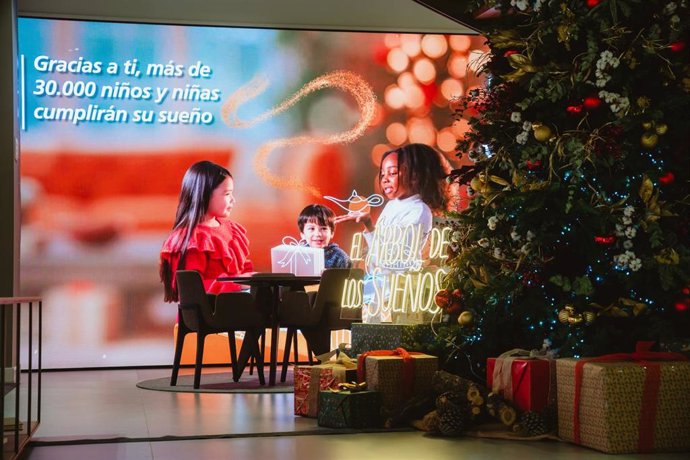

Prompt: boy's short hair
xmin=298 ymin=204 xmax=335 ymax=232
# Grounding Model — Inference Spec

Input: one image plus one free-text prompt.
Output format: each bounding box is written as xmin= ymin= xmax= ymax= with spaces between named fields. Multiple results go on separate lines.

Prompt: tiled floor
xmin=22 ymin=368 xmax=690 ymax=459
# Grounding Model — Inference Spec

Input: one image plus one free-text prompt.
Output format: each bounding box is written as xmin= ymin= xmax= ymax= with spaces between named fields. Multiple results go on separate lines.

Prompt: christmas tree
xmin=438 ymin=0 xmax=690 ymax=367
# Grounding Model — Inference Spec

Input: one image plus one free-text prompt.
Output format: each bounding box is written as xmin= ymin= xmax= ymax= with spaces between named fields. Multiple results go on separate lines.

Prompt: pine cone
xmin=438 ymin=407 xmax=467 ymax=436
xmin=517 ymin=411 xmax=548 ymax=437
xmin=436 ymin=391 xmax=464 ymax=415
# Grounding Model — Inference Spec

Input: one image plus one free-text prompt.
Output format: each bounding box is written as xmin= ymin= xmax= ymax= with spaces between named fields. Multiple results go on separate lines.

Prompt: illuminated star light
xmin=221 ymin=70 xmax=377 ymax=197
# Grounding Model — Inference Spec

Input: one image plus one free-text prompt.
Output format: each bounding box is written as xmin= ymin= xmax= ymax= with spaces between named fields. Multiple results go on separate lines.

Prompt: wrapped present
xmin=557 ymin=344 xmax=690 ymax=454
xmin=317 ymin=386 xmax=383 ymax=428
xmin=271 ymin=237 xmax=324 ymax=276
xmin=358 ymin=348 xmax=438 ymax=414
xmin=350 ymin=323 xmax=434 ymax=355
xmin=293 ymin=353 xmax=358 ymax=418
xmin=487 ymin=349 xmax=556 ymax=414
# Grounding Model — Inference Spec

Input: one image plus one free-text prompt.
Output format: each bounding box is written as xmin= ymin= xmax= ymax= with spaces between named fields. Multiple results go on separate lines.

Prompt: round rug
xmin=136 ymin=369 xmax=294 ymax=394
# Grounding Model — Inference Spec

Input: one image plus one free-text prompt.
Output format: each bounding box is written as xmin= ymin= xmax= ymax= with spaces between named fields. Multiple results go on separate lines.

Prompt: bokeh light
xmin=436 ymin=127 xmax=457 ymax=153
xmin=403 ymin=84 xmax=426 ymax=109
xmin=421 ymin=35 xmax=448 ymax=59
xmin=387 ymin=48 xmax=409 ymax=72
xmin=413 ymin=58 xmax=437 ymax=84
xmin=449 ymin=35 xmax=472 ymax=52
xmin=440 ymin=78 xmax=464 ymax=100
xmin=386 ymin=122 xmax=408 ymax=146
xmin=384 ymin=85 xmax=406 ymax=109
xmin=447 ymin=53 xmax=468 ymax=79
xmin=400 ymin=34 xmax=422 ymax=57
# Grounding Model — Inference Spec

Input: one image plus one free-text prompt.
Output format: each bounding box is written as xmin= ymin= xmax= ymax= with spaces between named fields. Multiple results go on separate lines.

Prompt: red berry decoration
xmin=659 ymin=172 xmax=675 ymax=185
xmin=586 ymin=0 xmax=602 ymax=7
xmin=669 ymin=41 xmax=686 ymax=52
xmin=583 ymin=96 xmax=602 ymax=110
xmin=566 ymin=104 xmax=583 ymax=114
xmin=525 ymin=160 xmax=542 ymax=170
xmin=594 ymin=236 xmax=616 ymax=245
xmin=675 ymin=301 xmax=689 ymax=312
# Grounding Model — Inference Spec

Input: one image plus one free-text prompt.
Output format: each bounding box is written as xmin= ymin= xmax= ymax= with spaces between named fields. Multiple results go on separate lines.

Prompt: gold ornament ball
xmin=640 ymin=132 xmax=659 ymax=149
xmin=655 ymin=123 xmax=668 ymax=135
xmin=641 ymin=121 xmax=654 ymax=130
xmin=458 ymin=310 xmax=474 ymax=327
xmin=557 ymin=309 xmax=571 ymax=324
xmin=532 ymin=123 xmax=552 ymax=142
xmin=567 ymin=314 xmax=584 ymax=325
xmin=583 ymin=311 xmax=597 ymax=324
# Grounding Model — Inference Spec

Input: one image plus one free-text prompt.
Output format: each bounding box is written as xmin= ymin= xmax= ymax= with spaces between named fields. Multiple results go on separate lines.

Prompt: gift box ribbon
xmin=357 ymin=348 xmax=420 ymax=400
xmin=277 ymin=236 xmax=312 ymax=270
xmin=573 ymin=341 xmax=688 ymax=452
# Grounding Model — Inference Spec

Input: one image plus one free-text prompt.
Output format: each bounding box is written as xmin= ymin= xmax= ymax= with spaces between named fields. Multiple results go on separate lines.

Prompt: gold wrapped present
xmin=557 ymin=350 xmax=690 ymax=454
xmin=358 ymin=348 xmax=438 ymax=414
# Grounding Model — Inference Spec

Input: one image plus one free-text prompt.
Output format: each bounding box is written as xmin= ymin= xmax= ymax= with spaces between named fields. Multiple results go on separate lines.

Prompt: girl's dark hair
xmin=298 ymin=204 xmax=336 ymax=232
xmin=161 ymin=160 xmax=232 ymax=301
xmin=379 ymin=143 xmax=446 ymax=210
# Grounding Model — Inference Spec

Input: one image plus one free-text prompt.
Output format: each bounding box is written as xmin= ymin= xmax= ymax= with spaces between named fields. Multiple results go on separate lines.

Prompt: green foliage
xmin=442 ymin=0 xmax=690 ymax=363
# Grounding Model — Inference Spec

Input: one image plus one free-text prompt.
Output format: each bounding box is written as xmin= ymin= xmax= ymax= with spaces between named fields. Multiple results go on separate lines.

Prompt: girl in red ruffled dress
xmin=160 ymin=161 xmax=253 ymax=302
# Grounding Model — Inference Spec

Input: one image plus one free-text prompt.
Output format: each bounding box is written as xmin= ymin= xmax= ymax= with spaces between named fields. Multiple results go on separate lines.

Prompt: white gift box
xmin=271 ymin=244 xmax=324 ymax=276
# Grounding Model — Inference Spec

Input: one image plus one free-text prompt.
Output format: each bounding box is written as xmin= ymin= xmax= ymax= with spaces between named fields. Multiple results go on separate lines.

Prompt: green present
xmin=350 ymin=323 xmax=434 ymax=355
xmin=317 ymin=390 xmax=383 ymax=428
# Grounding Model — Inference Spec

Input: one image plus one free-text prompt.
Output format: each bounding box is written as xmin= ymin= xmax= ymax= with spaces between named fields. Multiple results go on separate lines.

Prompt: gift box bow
xmin=277 ymin=236 xmax=312 ymax=269
xmin=316 ymin=348 xmax=358 ymax=370
xmin=572 ymin=341 xmax=689 ymax=453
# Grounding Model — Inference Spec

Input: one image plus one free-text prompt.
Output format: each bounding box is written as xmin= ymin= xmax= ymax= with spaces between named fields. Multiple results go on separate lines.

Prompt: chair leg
xmin=170 ymin=324 xmax=187 ymax=386
xmin=194 ymin=332 xmax=206 ymax=389
xmin=280 ymin=327 xmax=294 ymax=383
xmin=248 ymin=330 xmax=265 ymax=386
xmin=228 ymin=330 xmax=238 ymax=381
xmin=293 ymin=330 xmax=299 ymax=365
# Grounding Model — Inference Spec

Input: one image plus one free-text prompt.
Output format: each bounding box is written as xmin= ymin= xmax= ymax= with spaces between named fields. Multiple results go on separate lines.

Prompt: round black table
xmin=218 ymin=274 xmax=321 ymax=386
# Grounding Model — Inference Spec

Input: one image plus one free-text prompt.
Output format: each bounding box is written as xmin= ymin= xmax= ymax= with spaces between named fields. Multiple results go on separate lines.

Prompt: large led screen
xmin=18 ymin=18 xmax=485 ymax=367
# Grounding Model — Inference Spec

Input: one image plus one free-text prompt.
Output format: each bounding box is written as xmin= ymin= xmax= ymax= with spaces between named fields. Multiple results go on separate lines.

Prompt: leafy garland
xmin=439 ymin=0 xmax=690 ymax=362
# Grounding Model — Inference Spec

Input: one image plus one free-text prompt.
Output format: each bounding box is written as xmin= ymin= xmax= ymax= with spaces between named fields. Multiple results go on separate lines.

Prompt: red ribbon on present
xmin=357 ymin=348 xmax=420 ymax=400
xmin=573 ymin=341 xmax=688 ymax=452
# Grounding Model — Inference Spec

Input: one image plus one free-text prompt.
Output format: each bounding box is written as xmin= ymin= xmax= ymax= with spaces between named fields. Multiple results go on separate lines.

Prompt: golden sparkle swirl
xmin=221 ymin=70 xmax=377 ymax=197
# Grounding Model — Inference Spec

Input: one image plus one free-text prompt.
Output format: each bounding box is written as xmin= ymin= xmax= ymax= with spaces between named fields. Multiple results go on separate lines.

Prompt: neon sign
xmin=340 ymin=224 xmax=453 ymax=321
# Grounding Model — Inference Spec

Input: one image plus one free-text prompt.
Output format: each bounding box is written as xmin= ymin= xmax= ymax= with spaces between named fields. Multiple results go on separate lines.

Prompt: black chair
xmin=278 ymin=268 xmax=364 ymax=382
xmin=172 ymin=270 xmax=266 ymax=388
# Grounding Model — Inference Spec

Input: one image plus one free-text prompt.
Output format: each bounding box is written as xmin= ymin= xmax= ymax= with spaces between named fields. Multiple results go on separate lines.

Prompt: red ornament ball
xmin=675 ymin=301 xmax=689 ymax=312
xmin=659 ymin=172 xmax=675 ymax=185
xmin=586 ymin=0 xmax=602 ymax=7
xmin=434 ymin=289 xmax=451 ymax=309
xmin=682 ymin=287 xmax=690 ymax=296
xmin=583 ymin=96 xmax=602 ymax=110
